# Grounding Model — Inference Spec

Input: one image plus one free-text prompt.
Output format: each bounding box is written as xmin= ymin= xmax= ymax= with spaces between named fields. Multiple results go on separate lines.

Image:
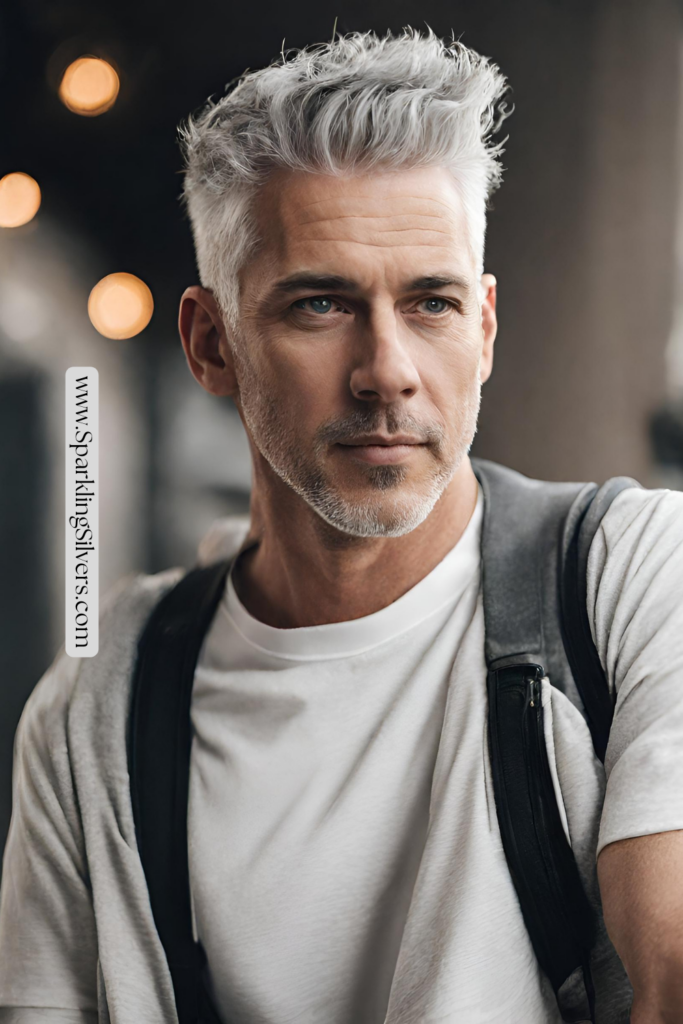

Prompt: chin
xmin=307 ymin=482 xmax=448 ymax=539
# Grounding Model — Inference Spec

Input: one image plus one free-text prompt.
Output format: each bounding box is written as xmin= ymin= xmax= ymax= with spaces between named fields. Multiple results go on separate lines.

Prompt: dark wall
xmin=0 ymin=359 xmax=51 ymax=849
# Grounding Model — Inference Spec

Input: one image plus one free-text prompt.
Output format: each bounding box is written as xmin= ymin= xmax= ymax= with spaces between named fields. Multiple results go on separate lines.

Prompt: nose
xmin=349 ymin=309 xmax=421 ymax=404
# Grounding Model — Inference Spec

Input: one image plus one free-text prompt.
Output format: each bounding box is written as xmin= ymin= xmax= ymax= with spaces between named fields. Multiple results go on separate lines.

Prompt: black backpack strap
xmin=128 ymin=558 xmax=232 ymax=1024
xmin=472 ymin=458 xmax=638 ymax=1023
xmin=486 ymin=662 xmax=598 ymax=1021
xmin=560 ymin=475 xmax=639 ymax=762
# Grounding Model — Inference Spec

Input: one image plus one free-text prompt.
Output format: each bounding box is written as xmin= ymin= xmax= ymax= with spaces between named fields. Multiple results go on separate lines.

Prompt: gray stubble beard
xmin=236 ymin=354 xmax=481 ymax=539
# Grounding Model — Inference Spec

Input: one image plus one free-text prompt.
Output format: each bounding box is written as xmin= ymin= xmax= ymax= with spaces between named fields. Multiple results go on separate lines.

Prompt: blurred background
xmin=2 ymin=0 xmax=683 ymax=858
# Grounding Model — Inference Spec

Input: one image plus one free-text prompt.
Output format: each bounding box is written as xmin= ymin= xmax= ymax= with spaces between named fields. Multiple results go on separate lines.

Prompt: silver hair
xmin=180 ymin=28 xmax=510 ymax=327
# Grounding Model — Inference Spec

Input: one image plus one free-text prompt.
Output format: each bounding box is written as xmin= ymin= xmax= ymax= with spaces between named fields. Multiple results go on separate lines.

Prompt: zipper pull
xmin=527 ymin=676 xmax=540 ymax=708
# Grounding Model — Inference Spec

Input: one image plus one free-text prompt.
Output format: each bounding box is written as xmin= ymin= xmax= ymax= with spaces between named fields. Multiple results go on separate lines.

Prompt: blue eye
xmin=421 ymin=298 xmax=449 ymax=314
xmin=293 ymin=297 xmax=334 ymax=314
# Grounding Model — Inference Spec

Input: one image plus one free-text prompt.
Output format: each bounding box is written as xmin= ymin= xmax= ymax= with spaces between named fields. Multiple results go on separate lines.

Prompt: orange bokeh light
xmin=88 ymin=273 xmax=154 ymax=339
xmin=0 ymin=172 xmax=41 ymax=228
xmin=59 ymin=57 xmax=120 ymax=116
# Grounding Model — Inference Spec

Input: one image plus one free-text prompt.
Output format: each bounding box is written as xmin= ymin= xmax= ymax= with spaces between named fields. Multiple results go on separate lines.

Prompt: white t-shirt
xmin=1 ymin=483 xmax=682 ymax=1024
xmin=189 ymin=494 xmax=485 ymax=1024
xmin=188 ymin=484 xmax=683 ymax=1024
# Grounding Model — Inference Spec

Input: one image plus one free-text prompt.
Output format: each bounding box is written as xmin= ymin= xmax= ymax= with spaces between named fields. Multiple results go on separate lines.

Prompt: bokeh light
xmin=59 ymin=57 xmax=120 ymax=116
xmin=88 ymin=273 xmax=154 ymax=339
xmin=0 ymin=173 xmax=41 ymax=228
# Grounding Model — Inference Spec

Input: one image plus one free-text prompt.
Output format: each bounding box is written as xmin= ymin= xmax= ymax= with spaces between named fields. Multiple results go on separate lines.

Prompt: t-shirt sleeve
xmin=0 ymin=648 xmax=98 ymax=1020
xmin=587 ymin=486 xmax=683 ymax=858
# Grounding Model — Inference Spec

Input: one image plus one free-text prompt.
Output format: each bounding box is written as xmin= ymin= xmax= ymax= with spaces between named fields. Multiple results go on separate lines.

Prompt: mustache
xmin=314 ymin=407 xmax=445 ymax=450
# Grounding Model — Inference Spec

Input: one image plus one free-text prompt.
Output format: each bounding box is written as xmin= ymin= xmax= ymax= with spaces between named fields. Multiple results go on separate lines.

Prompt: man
xmin=1 ymin=27 xmax=683 ymax=1024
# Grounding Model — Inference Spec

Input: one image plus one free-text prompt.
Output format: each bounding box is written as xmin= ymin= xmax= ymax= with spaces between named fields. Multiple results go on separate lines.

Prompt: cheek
xmin=257 ymin=340 xmax=352 ymax=425
xmin=419 ymin=325 xmax=483 ymax=404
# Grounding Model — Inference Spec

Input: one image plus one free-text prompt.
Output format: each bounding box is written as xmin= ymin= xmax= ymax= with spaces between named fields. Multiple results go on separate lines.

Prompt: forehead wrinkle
xmin=291 ymin=193 xmax=462 ymax=217
xmin=258 ymin=177 xmax=471 ymax=264
xmin=285 ymin=205 xmax=466 ymax=252
xmin=291 ymin=231 xmax=460 ymax=250
xmin=302 ymin=241 xmax=455 ymax=254
xmin=292 ymin=213 xmax=462 ymax=243
xmin=297 ymin=211 xmax=452 ymax=224
xmin=293 ymin=208 xmax=463 ymax=235
xmin=365 ymin=225 xmax=453 ymax=237
xmin=293 ymin=218 xmax=456 ymax=240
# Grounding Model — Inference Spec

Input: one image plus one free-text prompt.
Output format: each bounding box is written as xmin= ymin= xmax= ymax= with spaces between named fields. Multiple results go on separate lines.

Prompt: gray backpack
xmin=128 ymin=457 xmax=639 ymax=1023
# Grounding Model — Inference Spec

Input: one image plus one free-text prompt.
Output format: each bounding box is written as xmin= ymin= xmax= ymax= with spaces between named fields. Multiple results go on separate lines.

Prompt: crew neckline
xmin=220 ymin=488 xmax=483 ymax=661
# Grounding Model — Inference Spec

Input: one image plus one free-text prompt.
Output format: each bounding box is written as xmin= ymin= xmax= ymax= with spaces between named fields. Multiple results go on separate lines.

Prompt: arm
xmin=588 ymin=488 xmax=683 ymax=1021
xmin=0 ymin=649 xmax=99 ymax=1022
xmin=598 ymin=831 xmax=683 ymax=1024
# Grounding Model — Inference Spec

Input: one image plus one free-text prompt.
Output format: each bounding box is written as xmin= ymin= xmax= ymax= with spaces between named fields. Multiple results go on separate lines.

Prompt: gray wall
xmin=472 ymin=0 xmax=680 ymax=483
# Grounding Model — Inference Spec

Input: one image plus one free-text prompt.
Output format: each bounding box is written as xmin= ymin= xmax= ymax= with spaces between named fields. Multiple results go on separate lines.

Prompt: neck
xmin=232 ymin=457 xmax=479 ymax=629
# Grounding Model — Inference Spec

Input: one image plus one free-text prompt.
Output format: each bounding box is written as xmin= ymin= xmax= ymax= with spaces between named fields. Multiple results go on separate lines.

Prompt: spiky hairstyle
xmin=180 ymin=29 xmax=510 ymax=326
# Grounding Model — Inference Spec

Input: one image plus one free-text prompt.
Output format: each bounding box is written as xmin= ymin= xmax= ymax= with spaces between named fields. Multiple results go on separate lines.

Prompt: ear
xmin=178 ymin=286 xmax=238 ymax=397
xmin=479 ymin=273 xmax=497 ymax=384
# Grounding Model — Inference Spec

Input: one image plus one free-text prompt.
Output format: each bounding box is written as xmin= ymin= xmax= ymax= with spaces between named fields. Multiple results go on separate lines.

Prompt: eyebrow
xmin=407 ymin=275 xmax=470 ymax=291
xmin=273 ymin=273 xmax=360 ymax=294
xmin=271 ymin=272 xmax=470 ymax=295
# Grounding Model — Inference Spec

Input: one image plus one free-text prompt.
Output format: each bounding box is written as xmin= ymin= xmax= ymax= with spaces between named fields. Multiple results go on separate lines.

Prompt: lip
xmin=338 ymin=434 xmax=424 ymax=446
xmin=335 ymin=437 xmax=426 ymax=465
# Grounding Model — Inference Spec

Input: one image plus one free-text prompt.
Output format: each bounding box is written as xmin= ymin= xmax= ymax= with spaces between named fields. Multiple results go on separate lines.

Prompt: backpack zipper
xmin=486 ymin=661 xmax=598 ymax=1016
xmin=523 ymin=674 xmax=581 ymax=948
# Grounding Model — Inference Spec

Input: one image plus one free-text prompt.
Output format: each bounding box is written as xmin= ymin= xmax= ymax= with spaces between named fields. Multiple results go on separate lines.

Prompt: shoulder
xmin=587 ymin=486 xmax=683 ymax=596
xmin=586 ymin=486 xmax=683 ymax=692
xmin=591 ymin=488 xmax=683 ymax=849
xmin=594 ymin=483 xmax=683 ymax=545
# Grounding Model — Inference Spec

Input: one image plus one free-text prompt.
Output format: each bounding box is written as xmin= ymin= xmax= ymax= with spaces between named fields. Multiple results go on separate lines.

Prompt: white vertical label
xmin=65 ymin=367 xmax=99 ymax=657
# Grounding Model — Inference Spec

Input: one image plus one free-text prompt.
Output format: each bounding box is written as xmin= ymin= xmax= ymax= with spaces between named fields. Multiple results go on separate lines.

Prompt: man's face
xmin=225 ymin=166 xmax=496 ymax=537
